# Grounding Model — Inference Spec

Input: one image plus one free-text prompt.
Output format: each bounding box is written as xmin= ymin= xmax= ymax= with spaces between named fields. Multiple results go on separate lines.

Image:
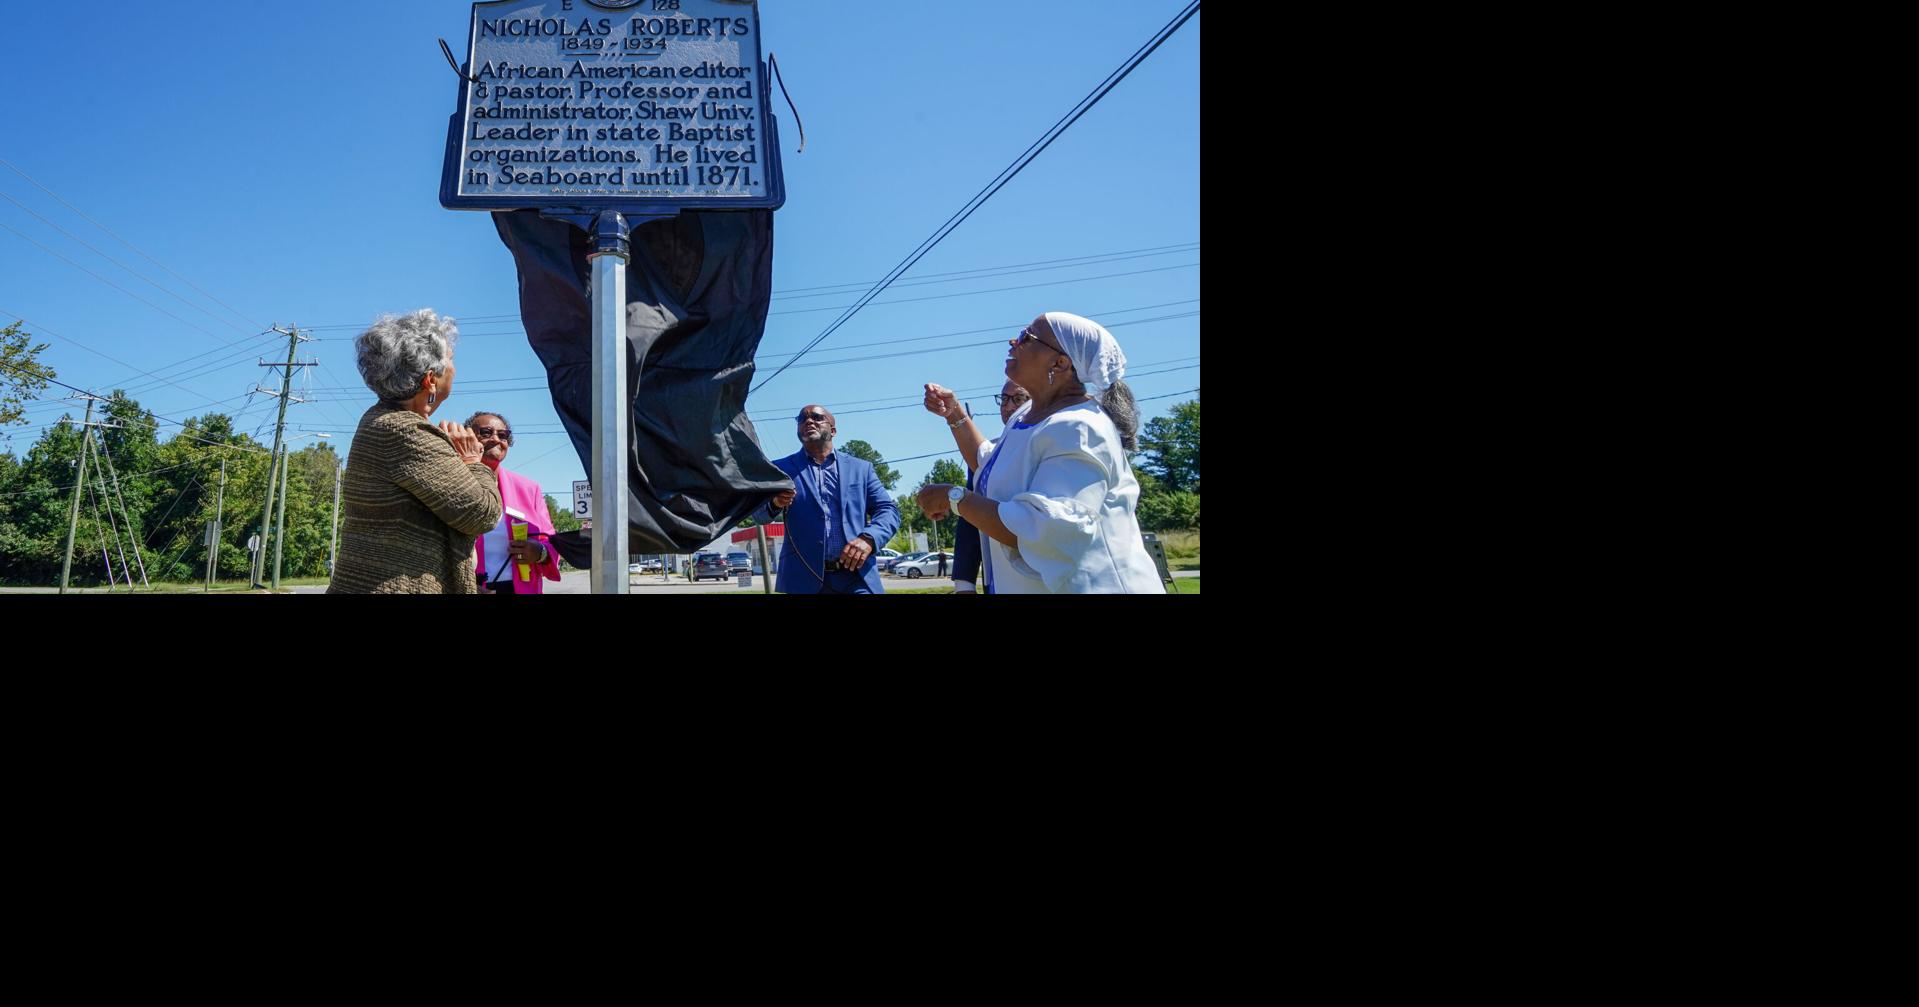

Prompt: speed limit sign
xmin=572 ymin=480 xmax=591 ymax=518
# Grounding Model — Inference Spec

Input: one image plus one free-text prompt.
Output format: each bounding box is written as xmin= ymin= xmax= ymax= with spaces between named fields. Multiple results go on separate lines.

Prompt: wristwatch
xmin=948 ymin=486 xmax=965 ymax=506
xmin=947 ymin=406 xmax=970 ymax=428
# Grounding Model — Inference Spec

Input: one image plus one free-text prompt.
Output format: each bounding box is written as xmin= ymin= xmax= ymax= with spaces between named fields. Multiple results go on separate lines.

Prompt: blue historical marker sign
xmin=441 ymin=0 xmax=784 ymax=212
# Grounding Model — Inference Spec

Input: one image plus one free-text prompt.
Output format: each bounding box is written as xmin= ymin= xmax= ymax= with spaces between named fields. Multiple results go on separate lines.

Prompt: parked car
xmin=893 ymin=552 xmax=953 ymax=578
xmin=690 ymin=553 xmax=730 ymax=581
xmin=725 ymin=551 xmax=752 ymax=574
xmin=627 ymin=558 xmax=665 ymax=574
xmin=887 ymin=551 xmax=927 ymax=575
xmin=875 ymin=548 xmax=903 ymax=573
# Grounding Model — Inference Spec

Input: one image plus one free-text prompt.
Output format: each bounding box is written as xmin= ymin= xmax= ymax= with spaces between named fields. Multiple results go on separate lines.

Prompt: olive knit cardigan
xmin=327 ymin=402 xmax=503 ymax=594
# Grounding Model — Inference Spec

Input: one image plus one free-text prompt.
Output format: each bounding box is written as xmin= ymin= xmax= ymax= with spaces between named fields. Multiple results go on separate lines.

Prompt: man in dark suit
xmin=757 ymin=405 xmax=901 ymax=594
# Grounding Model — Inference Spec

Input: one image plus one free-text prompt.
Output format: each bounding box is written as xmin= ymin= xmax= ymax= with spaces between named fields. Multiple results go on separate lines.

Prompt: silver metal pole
xmin=755 ymin=523 xmax=773 ymax=595
xmin=588 ymin=211 xmax=630 ymax=594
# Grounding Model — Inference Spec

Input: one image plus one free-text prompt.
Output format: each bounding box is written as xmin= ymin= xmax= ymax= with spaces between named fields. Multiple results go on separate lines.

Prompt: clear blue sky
xmin=1 ymin=1 xmax=1199 ymax=502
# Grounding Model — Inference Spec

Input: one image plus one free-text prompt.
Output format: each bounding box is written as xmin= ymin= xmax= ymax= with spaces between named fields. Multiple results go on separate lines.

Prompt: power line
xmin=289 ymin=299 xmax=1200 ymax=394
xmin=0 ymin=307 xmax=264 ymax=409
xmin=773 ymin=311 xmax=1198 ymax=372
xmin=13 ymin=331 xmax=283 ymax=414
xmin=769 ymin=242 xmax=1199 ymax=297
xmin=765 ymin=263 xmax=1198 ymax=317
xmin=286 ymin=241 xmax=1203 ymax=332
xmin=0 ymin=191 xmax=255 ymax=336
xmin=0 ymin=219 xmax=242 ymax=346
xmin=751 ymin=0 xmax=1201 ymax=393
xmin=0 ymin=156 xmax=264 ymax=331
xmin=758 ymin=299 xmax=1197 ymax=359
xmin=747 ymin=361 xmax=1199 ymax=421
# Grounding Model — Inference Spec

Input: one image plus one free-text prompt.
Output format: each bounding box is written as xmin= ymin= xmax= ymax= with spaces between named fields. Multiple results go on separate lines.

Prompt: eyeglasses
xmin=472 ymin=425 xmax=513 ymax=442
xmin=797 ymin=411 xmax=830 ymax=423
xmin=1016 ymin=328 xmax=1064 ymax=355
xmin=993 ymin=393 xmax=1030 ymax=407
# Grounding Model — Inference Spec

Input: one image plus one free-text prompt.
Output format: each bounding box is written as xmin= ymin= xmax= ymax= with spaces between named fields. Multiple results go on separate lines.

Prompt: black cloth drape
xmin=490 ymin=208 xmax=793 ymax=558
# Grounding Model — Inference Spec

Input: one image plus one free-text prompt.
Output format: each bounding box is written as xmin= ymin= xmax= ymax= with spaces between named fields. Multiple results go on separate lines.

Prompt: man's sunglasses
xmin=472 ymin=425 xmax=513 ymax=442
xmin=993 ymin=393 xmax=1029 ymax=406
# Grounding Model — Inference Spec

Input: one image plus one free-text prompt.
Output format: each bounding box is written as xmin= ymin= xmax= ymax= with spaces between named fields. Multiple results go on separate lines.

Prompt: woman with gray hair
xmin=327 ymin=309 xmax=503 ymax=594
xmin=916 ymin=311 xmax=1164 ymax=593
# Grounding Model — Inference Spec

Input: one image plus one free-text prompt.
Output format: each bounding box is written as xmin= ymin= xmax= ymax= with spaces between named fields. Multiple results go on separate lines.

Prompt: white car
xmin=874 ymin=548 xmax=903 ymax=572
xmin=893 ymin=552 xmax=954 ymax=579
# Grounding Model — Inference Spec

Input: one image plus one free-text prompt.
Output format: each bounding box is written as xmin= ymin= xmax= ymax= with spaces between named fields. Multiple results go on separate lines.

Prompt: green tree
xmin=546 ymin=493 xmax=582 ymax=533
xmin=1139 ymin=398 xmax=1199 ymax=493
xmin=1137 ymin=489 xmax=1200 ymax=531
xmin=840 ymin=439 xmax=899 ymax=490
xmin=926 ymin=458 xmax=967 ymax=489
xmin=908 ymin=459 xmax=968 ymax=551
xmin=888 ymin=492 xmax=924 ymax=553
xmin=2 ymin=321 xmax=56 ymax=427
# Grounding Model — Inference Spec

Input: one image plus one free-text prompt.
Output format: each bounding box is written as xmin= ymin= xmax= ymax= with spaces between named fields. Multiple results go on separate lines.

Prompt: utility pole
xmin=255 ymin=325 xmax=314 ymax=591
xmin=92 ymin=423 xmax=150 ymax=589
xmin=58 ymin=397 xmax=97 ymax=595
xmin=272 ymin=443 xmax=290 ymax=587
xmin=207 ymin=457 xmax=226 ymax=591
xmin=87 ymin=435 xmax=136 ymax=592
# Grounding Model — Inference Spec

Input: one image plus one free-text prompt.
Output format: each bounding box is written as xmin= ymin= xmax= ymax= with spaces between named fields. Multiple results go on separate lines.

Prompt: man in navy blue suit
xmin=757 ymin=405 xmax=901 ymax=594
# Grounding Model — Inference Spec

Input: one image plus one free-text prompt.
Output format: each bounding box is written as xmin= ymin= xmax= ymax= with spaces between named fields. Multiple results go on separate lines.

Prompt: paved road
xmin=5 ymin=570 xmax=1197 ymax=595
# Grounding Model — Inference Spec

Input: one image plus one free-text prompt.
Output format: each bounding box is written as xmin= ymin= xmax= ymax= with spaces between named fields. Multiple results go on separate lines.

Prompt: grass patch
xmin=1157 ymin=528 xmax=1200 ymax=572
xmin=1166 ymin=577 xmax=1200 ymax=594
xmin=78 ymin=576 xmax=330 ymax=594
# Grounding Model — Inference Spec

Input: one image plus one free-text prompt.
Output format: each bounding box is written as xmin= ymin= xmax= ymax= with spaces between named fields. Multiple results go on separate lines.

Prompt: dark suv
xmin=691 ymin=553 xmax=730 ymax=581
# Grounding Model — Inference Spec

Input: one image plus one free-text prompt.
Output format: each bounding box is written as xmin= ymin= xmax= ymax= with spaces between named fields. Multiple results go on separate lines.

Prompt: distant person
xmin=917 ymin=311 xmax=1163 ymax=593
xmin=935 ymin=380 xmax=1028 ymax=594
xmin=328 ymin=309 xmax=502 ymax=594
xmin=465 ymin=411 xmax=562 ymax=595
xmin=753 ymin=405 xmax=900 ymax=594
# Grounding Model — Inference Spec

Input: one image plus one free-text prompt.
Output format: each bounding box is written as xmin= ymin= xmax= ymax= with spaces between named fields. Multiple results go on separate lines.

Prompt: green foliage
xmin=1139 ymin=398 xmax=1199 ymax=493
xmin=0 ymin=393 xmax=297 ymax=586
xmin=546 ymin=493 xmax=581 ymax=533
xmin=926 ymin=458 xmax=967 ymax=489
xmin=839 ymin=439 xmax=899 ymax=490
xmin=1131 ymin=398 xmax=1200 ymax=533
xmin=888 ymin=492 xmax=923 ymax=552
xmin=1 ymin=321 xmax=56 ymax=427
xmin=1137 ymin=488 xmax=1200 ymax=531
xmin=898 ymin=459 xmax=968 ymax=551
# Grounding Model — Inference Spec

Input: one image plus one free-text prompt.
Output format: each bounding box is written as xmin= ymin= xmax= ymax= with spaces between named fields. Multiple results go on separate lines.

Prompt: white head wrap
xmin=1041 ymin=311 xmax=1127 ymax=394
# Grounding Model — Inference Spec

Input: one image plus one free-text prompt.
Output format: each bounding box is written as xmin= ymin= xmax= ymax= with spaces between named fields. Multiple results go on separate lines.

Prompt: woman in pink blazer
xmin=467 ymin=412 xmax=563 ymax=594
